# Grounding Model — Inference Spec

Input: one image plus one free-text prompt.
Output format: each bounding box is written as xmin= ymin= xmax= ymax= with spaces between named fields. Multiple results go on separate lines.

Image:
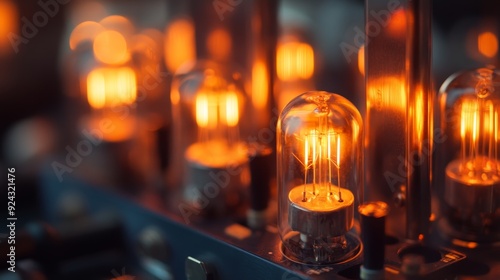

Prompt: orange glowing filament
xmin=86 ymin=67 xmax=137 ymax=142
xmin=459 ymin=98 xmax=499 ymax=182
xmin=195 ymin=81 xmax=241 ymax=146
xmin=277 ymin=41 xmax=314 ymax=81
xmin=300 ymin=125 xmax=342 ymax=202
xmin=87 ymin=67 xmax=137 ymax=109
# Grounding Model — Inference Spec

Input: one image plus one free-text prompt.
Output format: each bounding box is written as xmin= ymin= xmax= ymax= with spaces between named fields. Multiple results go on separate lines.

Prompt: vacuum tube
xmin=277 ymin=91 xmax=363 ymax=264
xmin=171 ymin=61 xmax=250 ymax=217
xmin=435 ymin=67 xmax=500 ymax=244
xmin=59 ymin=0 xmax=168 ymax=188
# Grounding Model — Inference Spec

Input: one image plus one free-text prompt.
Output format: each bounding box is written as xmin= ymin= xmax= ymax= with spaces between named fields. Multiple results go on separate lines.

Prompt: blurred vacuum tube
xmin=84 ymin=29 xmax=138 ymax=143
xmin=171 ymin=61 xmax=250 ymax=217
xmin=59 ymin=0 xmax=168 ymax=188
xmin=275 ymin=34 xmax=315 ymax=111
xmin=435 ymin=67 xmax=500 ymax=244
xmin=165 ymin=0 xmax=276 ymax=217
xmin=163 ymin=0 xmax=276 ymax=133
xmin=277 ymin=91 xmax=363 ymax=264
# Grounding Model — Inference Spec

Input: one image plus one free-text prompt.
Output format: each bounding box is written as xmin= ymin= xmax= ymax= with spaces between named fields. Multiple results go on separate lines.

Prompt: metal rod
xmin=405 ymin=0 xmax=432 ymax=241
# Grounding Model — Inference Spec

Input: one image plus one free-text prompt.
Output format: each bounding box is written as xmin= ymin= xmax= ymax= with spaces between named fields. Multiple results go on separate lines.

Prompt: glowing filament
xmin=223 ymin=92 xmax=239 ymax=127
xmin=300 ymin=127 xmax=342 ymax=202
xmin=195 ymin=86 xmax=241 ymax=146
xmin=277 ymin=41 xmax=314 ymax=81
xmin=195 ymin=93 xmax=209 ymax=128
xmin=458 ymin=98 xmax=499 ymax=181
xmin=415 ymin=87 xmax=425 ymax=143
xmin=87 ymin=67 xmax=137 ymax=109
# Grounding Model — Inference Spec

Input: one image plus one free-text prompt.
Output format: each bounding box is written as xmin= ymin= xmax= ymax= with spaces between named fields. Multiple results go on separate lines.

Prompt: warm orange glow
xmin=452 ymin=239 xmax=478 ymax=249
xmin=164 ymin=19 xmax=196 ymax=72
xmin=99 ymin=15 xmax=134 ymax=36
xmin=171 ymin=87 xmax=181 ymax=106
xmin=418 ymin=234 xmax=424 ymax=241
xmin=478 ymin=31 xmax=498 ymax=58
xmin=457 ymin=98 xmax=500 ymax=181
xmin=484 ymin=101 xmax=493 ymax=135
xmin=206 ymin=28 xmax=232 ymax=61
xmin=337 ymin=134 xmax=341 ymax=168
xmin=69 ymin=21 xmax=104 ymax=51
xmin=367 ymin=77 xmax=406 ymax=112
xmin=292 ymin=128 xmax=352 ymax=209
xmin=185 ymin=140 xmax=248 ymax=168
xmin=300 ymin=129 xmax=342 ymax=189
xmin=277 ymin=41 xmax=314 ymax=81
xmin=132 ymin=29 xmax=163 ymax=61
xmin=85 ymin=64 xmax=138 ymax=142
xmin=195 ymin=91 xmax=240 ymax=128
xmin=495 ymin=110 xmax=498 ymax=145
xmin=495 ymin=110 xmax=498 ymax=164
xmin=358 ymin=45 xmax=365 ymax=76
xmin=223 ymin=92 xmax=239 ymax=127
xmin=195 ymin=93 xmax=210 ymax=128
xmin=460 ymin=100 xmax=478 ymax=143
xmin=93 ymin=30 xmax=129 ymax=65
xmin=277 ymin=83 xmax=312 ymax=111
xmin=414 ymin=87 xmax=424 ymax=142
xmin=87 ymin=67 xmax=137 ymax=109
xmin=131 ymin=34 xmax=158 ymax=60
xmin=388 ymin=8 xmax=406 ymax=36
xmin=251 ymin=61 xmax=269 ymax=109
xmin=304 ymin=135 xmax=309 ymax=171
xmin=0 ymin=0 xmax=18 ymax=54
xmin=429 ymin=213 xmax=436 ymax=222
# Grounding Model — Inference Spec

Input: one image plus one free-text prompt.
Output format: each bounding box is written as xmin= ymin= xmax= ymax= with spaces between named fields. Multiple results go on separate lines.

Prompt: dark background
xmin=1 ymin=0 xmax=499 ymax=223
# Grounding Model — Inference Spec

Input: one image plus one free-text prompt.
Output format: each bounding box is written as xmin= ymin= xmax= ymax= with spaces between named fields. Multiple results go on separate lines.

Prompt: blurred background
xmin=1 ymin=0 xmax=500 ymax=232
xmin=0 ymin=0 xmax=499 ymax=278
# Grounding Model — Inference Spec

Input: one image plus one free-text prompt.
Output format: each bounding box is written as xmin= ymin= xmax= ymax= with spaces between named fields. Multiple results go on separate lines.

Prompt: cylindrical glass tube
xmin=181 ymin=0 xmax=276 ymax=132
xmin=58 ymin=0 xmax=168 ymax=188
xmin=167 ymin=0 xmax=277 ymax=217
xmin=276 ymin=0 xmax=364 ymax=112
xmin=434 ymin=67 xmax=500 ymax=244
xmin=277 ymin=91 xmax=363 ymax=264
xmin=171 ymin=61 xmax=250 ymax=217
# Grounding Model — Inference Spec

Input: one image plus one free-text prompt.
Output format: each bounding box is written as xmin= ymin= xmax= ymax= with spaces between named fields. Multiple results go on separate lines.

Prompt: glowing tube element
xmin=435 ymin=67 xmax=500 ymax=244
xmin=171 ymin=62 xmax=250 ymax=216
xmin=86 ymin=66 xmax=137 ymax=142
xmin=278 ymin=91 xmax=363 ymax=264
